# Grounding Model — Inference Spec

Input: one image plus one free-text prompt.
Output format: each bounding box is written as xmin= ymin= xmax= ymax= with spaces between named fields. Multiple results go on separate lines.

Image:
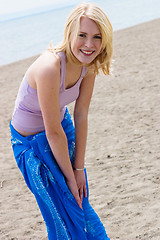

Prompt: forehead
xmin=79 ymin=17 xmax=101 ymax=34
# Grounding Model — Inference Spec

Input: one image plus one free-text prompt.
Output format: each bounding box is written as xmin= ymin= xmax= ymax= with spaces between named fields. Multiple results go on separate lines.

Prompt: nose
xmin=84 ymin=37 xmax=94 ymax=48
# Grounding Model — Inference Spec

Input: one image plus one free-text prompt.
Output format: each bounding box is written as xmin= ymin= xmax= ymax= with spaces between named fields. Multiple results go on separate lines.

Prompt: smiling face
xmin=70 ymin=17 xmax=102 ymax=65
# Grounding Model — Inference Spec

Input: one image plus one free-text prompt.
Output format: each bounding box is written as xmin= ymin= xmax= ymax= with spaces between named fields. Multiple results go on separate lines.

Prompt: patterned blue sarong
xmin=10 ymin=108 xmax=110 ymax=240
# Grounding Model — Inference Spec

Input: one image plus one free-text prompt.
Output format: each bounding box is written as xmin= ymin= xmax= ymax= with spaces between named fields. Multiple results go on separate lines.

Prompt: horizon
xmin=1 ymin=0 xmax=160 ymax=23
xmin=0 ymin=0 xmax=74 ymax=15
xmin=1 ymin=0 xmax=159 ymax=66
xmin=0 ymin=0 xmax=83 ymax=20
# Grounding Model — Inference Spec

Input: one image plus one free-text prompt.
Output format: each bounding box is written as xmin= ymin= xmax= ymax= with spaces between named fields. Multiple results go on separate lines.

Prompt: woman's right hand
xmin=66 ymin=178 xmax=83 ymax=209
xmin=33 ymin=53 xmax=83 ymax=209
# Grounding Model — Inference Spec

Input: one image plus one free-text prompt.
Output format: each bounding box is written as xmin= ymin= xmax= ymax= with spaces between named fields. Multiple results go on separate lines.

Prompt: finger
xmin=84 ymin=184 xmax=87 ymax=198
xmin=79 ymin=187 xmax=83 ymax=202
xmin=75 ymin=194 xmax=83 ymax=209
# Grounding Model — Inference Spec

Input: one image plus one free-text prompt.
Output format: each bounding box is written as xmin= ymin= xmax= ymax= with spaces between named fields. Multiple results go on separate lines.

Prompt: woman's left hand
xmin=74 ymin=170 xmax=87 ymax=204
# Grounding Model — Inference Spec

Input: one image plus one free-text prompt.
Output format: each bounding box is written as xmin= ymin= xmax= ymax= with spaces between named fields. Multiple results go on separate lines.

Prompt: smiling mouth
xmin=80 ymin=50 xmax=95 ymax=56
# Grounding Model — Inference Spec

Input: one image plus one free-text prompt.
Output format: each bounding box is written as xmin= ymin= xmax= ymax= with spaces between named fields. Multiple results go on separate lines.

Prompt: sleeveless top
xmin=11 ymin=52 xmax=87 ymax=132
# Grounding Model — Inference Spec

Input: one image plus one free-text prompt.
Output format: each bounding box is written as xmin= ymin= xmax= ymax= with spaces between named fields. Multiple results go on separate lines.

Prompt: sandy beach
xmin=0 ymin=18 xmax=160 ymax=240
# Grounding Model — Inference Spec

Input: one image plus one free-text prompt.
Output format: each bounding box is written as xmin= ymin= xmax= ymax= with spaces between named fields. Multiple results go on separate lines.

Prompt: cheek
xmin=96 ymin=42 xmax=102 ymax=55
xmin=75 ymin=39 xmax=83 ymax=48
xmin=96 ymin=41 xmax=102 ymax=49
xmin=72 ymin=41 xmax=83 ymax=54
xmin=70 ymin=36 xmax=77 ymax=52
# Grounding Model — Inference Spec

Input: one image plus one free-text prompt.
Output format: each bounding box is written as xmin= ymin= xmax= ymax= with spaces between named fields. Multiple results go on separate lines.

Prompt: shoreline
xmin=0 ymin=18 xmax=159 ymax=68
xmin=1 ymin=18 xmax=160 ymax=240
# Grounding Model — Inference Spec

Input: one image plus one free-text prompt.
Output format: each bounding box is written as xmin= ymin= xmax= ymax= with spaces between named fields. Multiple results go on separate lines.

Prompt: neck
xmin=66 ymin=58 xmax=83 ymax=73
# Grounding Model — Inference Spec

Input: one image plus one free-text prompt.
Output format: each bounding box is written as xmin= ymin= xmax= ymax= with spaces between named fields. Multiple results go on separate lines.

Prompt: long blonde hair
xmin=48 ymin=2 xmax=113 ymax=75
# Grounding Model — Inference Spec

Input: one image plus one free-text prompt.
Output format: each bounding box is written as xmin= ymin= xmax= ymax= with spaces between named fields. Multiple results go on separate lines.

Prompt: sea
xmin=0 ymin=0 xmax=159 ymax=66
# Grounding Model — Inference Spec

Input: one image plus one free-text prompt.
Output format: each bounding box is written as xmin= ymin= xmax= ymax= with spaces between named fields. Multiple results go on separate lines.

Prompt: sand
xmin=0 ymin=19 xmax=160 ymax=240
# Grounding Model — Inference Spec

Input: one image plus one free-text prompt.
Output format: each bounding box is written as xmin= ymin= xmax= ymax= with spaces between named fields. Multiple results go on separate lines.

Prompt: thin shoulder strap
xmin=57 ymin=52 xmax=66 ymax=89
xmin=81 ymin=66 xmax=87 ymax=78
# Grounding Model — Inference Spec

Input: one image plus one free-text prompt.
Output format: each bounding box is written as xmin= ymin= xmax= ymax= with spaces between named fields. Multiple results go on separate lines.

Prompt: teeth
xmin=81 ymin=50 xmax=93 ymax=55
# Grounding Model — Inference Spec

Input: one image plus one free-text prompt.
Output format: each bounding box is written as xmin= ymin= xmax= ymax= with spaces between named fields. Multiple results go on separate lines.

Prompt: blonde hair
xmin=48 ymin=2 xmax=113 ymax=75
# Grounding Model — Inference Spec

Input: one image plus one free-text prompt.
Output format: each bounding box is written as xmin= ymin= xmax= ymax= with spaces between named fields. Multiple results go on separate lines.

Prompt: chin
xmin=78 ymin=56 xmax=95 ymax=65
xmin=73 ymin=51 xmax=97 ymax=65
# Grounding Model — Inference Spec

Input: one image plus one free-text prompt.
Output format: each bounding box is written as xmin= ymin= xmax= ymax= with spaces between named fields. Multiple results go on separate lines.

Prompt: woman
xmin=10 ymin=2 xmax=113 ymax=239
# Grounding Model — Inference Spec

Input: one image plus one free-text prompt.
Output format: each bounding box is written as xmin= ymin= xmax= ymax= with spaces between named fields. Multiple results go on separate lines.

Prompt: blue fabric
xmin=10 ymin=108 xmax=110 ymax=240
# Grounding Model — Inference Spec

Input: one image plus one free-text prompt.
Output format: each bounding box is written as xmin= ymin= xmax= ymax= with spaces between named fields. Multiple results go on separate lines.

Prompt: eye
xmin=78 ymin=33 xmax=86 ymax=38
xmin=94 ymin=35 xmax=102 ymax=40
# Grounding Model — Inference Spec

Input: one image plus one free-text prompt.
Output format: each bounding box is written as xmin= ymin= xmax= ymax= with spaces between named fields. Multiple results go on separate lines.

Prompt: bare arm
xmin=33 ymin=53 xmax=82 ymax=208
xmin=73 ymin=71 xmax=96 ymax=201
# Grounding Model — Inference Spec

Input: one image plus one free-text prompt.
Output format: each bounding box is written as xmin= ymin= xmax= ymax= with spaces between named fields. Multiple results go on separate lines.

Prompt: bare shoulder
xmin=83 ymin=68 xmax=96 ymax=82
xmin=28 ymin=51 xmax=61 ymax=87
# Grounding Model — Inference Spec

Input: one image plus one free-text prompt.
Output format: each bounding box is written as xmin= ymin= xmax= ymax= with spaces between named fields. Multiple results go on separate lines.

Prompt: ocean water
xmin=0 ymin=0 xmax=159 ymax=66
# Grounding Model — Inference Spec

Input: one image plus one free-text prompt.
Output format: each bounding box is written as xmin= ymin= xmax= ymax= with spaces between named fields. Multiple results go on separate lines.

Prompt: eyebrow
xmin=79 ymin=31 xmax=101 ymax=36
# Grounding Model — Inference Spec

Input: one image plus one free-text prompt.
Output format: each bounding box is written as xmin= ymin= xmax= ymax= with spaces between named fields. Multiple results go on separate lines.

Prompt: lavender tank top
xmin=11 ymin=52 xmax=87 ymax=132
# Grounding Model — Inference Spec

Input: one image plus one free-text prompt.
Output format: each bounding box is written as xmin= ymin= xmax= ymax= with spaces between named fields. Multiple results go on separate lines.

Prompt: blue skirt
xmin=10 ymin=108 xmax=110 ymax=240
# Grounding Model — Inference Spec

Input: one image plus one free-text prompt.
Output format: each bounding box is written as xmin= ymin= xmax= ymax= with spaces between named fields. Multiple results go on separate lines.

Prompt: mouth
xmin=80 ymin=49 xmax=95 ymax=56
